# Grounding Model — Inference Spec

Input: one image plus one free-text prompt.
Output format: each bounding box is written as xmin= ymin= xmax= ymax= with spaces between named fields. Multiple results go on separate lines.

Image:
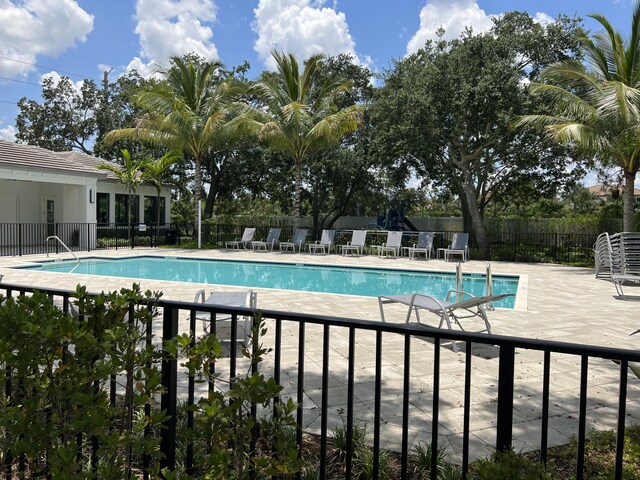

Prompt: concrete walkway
xmin=1 ymin=248 xmax=639 ymax=462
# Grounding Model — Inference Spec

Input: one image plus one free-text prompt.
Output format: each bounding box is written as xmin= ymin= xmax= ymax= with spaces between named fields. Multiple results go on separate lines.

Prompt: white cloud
xmin=533 ymin=12 xmax=554 ymax=26
xmin=406 ymin=0 xmax=494 ymax=54
xmin=40 ymin=70 xmax=86 ymax=91
xmin=126 ymin=0 xmax=219 ymax=77
xmin=0 ymin=0 xmax=94 ymax=78
xmin=252 ymin=0 xmax=360 ymax=70
xmin=0 ymin=125 xmax=17 ymax=142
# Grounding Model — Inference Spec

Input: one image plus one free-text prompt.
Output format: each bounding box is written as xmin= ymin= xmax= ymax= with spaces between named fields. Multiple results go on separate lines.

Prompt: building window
xmin=115 ymin=194 xmax=139 ymax=224
xmin=144 ymin=196 xmax=166 ymax=226
xmin=96 ymin=193 xmax=110 ymax=224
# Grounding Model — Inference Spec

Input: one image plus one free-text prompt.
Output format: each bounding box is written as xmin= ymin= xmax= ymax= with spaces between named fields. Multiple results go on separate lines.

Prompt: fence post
xmin=19 ymin=225 xmax=23 ymax=256
xmin=496 ymin=344 xmax=515 ymax=452
xmin=160 ymin=304 xmax=179 ymax=473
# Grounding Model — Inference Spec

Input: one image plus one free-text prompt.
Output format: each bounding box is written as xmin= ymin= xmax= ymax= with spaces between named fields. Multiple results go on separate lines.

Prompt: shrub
xmin=473 ymin=450 xmax=557 ymax=480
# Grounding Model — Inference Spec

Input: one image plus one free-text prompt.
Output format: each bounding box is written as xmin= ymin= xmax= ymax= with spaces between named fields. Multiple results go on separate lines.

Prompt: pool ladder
xmin=46 ymin=236 xmax=81 ymax=265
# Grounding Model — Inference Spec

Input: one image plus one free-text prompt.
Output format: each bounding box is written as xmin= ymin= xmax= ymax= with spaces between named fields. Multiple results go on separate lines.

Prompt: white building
xmin=0 ymin=140 xmax=172 ymax=251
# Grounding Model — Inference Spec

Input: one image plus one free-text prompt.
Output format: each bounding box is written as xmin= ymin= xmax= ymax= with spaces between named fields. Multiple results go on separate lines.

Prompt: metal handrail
xmin=46 ymin=235 xmax=81 ymax=264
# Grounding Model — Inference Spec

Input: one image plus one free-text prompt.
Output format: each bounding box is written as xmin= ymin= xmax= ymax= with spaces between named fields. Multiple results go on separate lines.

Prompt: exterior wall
xmin=97 ymin=181 xmax=172 ymax=225
xmin=0 ymin=177 xmax=171 ymax=226
xmin=0 ymin=179 xmax=98 ymax=249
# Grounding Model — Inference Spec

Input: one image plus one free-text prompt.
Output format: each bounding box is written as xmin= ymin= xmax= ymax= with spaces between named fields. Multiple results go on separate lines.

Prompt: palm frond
xmin=597 ymin=81 xmax=640 ymax=126
xmin=528 ymin=83 xmax=599 ymax=123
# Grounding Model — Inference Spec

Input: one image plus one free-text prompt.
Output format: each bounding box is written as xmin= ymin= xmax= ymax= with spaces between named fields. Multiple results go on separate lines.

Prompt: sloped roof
xmin=0 ymin=140 xmax=115 ymax=179
xmin=56 ymin=150 xmax=120 ymax=180
xmin=587 ymin=184 xmax=640 ymax=197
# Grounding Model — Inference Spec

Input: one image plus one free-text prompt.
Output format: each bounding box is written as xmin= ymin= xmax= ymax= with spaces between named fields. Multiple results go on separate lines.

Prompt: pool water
xmin=20 ymin=256 xmax=519 ymax=308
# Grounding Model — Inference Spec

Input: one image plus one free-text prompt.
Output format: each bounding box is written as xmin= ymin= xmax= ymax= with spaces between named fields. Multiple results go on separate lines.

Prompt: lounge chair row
xmin=226 ymin=228 xmax=470 ymax=260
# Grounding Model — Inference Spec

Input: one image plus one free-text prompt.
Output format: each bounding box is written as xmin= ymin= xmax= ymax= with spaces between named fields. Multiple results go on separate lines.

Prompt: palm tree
xmin=141 ymin=152 xmax=180 ymax=241
xmin=98 ymin=149 xmax=143 ymax=241
xmin=516 ymin=3 xmax=640 ymax=231
xmin=245 ymin=51 xmax=363 ymax=226
xmin=105 ymin=57 xmax=241 ymax=248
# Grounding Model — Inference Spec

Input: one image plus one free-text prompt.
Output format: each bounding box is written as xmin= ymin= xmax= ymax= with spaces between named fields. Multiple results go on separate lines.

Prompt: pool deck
xmin=1 ymin=247 xmax=639 ymax=463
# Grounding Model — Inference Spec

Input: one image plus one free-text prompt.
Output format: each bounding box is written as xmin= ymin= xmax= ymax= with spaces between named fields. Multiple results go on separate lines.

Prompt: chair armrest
xmin=445 ymin=290 xmax=475 ymax=302
xmin=194 ymin=289 xmax=206 ymax=303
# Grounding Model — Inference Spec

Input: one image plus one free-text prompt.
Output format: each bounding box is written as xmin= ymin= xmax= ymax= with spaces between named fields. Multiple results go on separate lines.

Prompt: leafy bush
xmin=0 ymin=285 xmax=166 ymax=478
xmin=0 ymin=285 xmax=302 ymax=479
xmin=473 ymin=450 xmax=557 ymax=480
xmin=170 ymin=315 xmax=303 ymax=478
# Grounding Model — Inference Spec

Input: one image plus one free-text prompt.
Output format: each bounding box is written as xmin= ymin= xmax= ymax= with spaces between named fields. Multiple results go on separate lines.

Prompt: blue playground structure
xmin=373 ymin=201 xmax=418 ymax=231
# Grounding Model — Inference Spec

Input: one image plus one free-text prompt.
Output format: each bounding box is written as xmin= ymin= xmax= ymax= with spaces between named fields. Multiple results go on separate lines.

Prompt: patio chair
xmin=374 ymin=231 xmax=404 ymax=258
xmin=252 ymin=228 xmax=281 ymax=252
xmin=194 ymin=289 xmax=257 ymax=344
xmin=610 ymin=272 xmax=640 ymax=300
xmin=308 ymin=229 xmax=336 ymax=255
xmin=225 ymin=228 xmax=256 ymax=250
xmin=339 ymin=230 xmax=367 ymax=256
xmin=438 ymin=233 xmax=469 ymax=262
xmin=280 ymin=228 xmax=309 ymax=253
xmin=408 ymin=232 xmax=435 ymax=260
xmin=378 ymin=290 xmax=514 ymax=351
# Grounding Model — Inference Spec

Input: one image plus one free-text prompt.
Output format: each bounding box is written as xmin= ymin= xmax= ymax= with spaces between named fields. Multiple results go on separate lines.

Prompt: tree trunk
xmin=623 ymin=169 xmax=637 ymax=231
xmin=203 ymin=165 xmax=219 ymax=220
xmin=311 ymin=176 xmax=320 ymax=239
xmin=461 ymin=171 xmax=490 ymax=260
xmin=204 ymin=188 xmax=215 ymax=220
xmin=194 ymin=156 xmax=202 ymax=248
xmin=294 ymin=157 xmax=302 ymax=228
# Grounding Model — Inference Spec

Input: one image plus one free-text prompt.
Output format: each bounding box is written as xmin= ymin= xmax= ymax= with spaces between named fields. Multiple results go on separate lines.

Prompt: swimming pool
xmin=20 ymin=256 xmax=519 ymax=308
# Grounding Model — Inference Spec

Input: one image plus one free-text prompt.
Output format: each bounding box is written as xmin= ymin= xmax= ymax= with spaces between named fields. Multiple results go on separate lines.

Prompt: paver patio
xmin=1 ymin=248 xmax=639 ymax=463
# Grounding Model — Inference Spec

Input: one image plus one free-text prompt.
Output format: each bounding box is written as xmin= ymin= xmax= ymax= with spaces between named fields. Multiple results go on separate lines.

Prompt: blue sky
xmin=0 ymin=0 xmax=635 ymax=143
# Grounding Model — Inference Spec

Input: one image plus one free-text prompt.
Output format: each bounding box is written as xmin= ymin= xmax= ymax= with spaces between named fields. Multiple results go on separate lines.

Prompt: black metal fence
xmin=0 ymin=222 xmax=599 ymax=265
xmin=195 ymin=225 xmax=598 ymax=265
xmin=1 ymin=282 xmax=638 ymax=479
xmin=0 ymin=223 xmax=181 ymax=256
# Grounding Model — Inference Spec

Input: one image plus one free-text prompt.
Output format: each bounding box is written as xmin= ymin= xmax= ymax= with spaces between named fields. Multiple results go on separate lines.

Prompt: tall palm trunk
xmin=194 ymin=155 xmax=202 ymax=248
xmin=294 ymin=157 xmax=303 ymax=228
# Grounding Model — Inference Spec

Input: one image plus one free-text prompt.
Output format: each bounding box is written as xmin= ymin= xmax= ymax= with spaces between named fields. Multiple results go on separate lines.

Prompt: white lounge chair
xmin=339 ymin=230 xmax=367 ymax=256
xmin=378 ymin=290 xmax=514 ymax=351
xmin=408 ymin=232 xmax=435 ymax=260
xmin=374 ymin=231 xmax=403 ymax=258
xmin=225 ymin=228 xmax=256 ymax=250
xmin=611 ymin=273 xmax=640 ymax=300
xmin=194 ymin=289 xmax=257 ymax=344
xmin=308 ymin=229 xmax=336 ymax=255
xmin=280 ymin=228 xmax=309 ymax=253
xmin=438 ymin=233 xmax=469 ymax=262
xmin=252 ymin=228 xmax=281 ymax=252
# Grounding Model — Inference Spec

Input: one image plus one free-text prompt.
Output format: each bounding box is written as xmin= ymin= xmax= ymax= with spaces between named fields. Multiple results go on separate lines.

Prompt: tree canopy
xmin=242 ymin=51 xmax=364 ymax=226
xmin=516 ymin=3 xmax=640 ymax=231
xmin=369 ymin=12 xmax=585 ymax=257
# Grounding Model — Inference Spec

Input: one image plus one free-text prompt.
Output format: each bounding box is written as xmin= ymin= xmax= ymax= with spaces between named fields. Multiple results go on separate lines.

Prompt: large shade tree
xmin=15 ymin=71 xmax=158 ymax=160
xmin=105 ymin=57 xmax=242 ymax=248
xmin=516 ymin=3 xmax=640 ymax=231
xmin=243 ymin=51 xmax=364 ymax=226
xmin=370 ymin=13 xmax=584 ymax=258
